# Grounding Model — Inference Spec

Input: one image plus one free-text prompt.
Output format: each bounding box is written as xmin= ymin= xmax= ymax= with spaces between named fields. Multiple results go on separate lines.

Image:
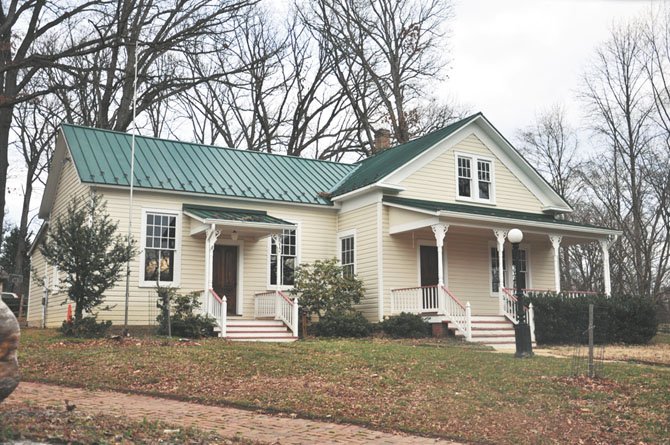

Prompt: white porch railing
xmin=441 ymin=286 xmax=472 ymax=341
xmin=390 ymin=285 xmax=471 ymax=341
xmin=501 ymin=288 xmax=535 ymax=343
xmin=254 ymin=290 xmax=299 ymax=338
xmin=206 ymin=288 xmax=227 ymax=337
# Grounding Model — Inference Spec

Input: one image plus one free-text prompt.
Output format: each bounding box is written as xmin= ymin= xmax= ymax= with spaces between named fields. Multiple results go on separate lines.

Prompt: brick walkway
xmin=7 ymin=382 xmax=461 ymax=444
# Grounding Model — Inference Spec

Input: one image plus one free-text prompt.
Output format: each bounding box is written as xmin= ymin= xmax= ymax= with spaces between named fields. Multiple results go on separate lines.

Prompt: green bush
xmin=380 ymin=312 xmax=432 ymax=338
xmin=313 ymin=310 xmax=373 ymax=338
xmin=527 ymin=292 xmax=658 ymax=345
xmin=156 ymin=290 xmax=217 ymax=339
xmin=60 ymin=316 xmax=112 ymax=338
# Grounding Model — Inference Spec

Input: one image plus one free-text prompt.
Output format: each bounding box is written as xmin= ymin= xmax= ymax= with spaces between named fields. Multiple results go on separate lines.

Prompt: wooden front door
xmin=420 ymin=245 xmax=439 ymax=311
xmin=213 ymin=245 xmax=238 ymax=315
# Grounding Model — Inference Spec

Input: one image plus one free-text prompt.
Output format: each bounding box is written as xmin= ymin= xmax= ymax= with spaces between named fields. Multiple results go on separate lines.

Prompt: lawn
xmin=17 ymin=329 xmax=670 ymax=444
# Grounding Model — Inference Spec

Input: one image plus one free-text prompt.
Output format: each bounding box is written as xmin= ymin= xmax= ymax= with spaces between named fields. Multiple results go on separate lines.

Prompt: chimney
xmin=373 ymin=128 xmax=391 ymax=154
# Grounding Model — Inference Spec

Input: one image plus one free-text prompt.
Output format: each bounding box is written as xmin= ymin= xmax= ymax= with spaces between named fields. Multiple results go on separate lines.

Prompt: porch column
xmin=493 ymin=229 xmax=507 ymax=315
xmin=271 ymin=233 xmax=283 ymax=289
xmin=599 ymin=237 xmax=615 ymax=295
xmin=549 ymin=235 xmax=562 ymax=293
xmin=431 ymin=223 xmax=449 ymax=286
xmin=204 ymin=225 xmax=220 ymax=313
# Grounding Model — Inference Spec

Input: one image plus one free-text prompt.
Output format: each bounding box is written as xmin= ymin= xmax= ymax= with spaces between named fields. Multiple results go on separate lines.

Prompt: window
xmin=457 ymin=156 xmax=471 ymax=198
xmin=478 ymin=160 xmax=491 ymax=200
xmin=270 ymin=229 xmax=296 ymax=286
xmin=456 ymin=153 xmax=494 ymax=203
xmin=340 ymin=234 xmax=355 ymax=278
xmin=489 ymin=247 xmax=507 ymax=293
xmin=143 ymin=212 xmax=177 ymax=283
xmin=512 ymin=248 xmax=528 ymax=290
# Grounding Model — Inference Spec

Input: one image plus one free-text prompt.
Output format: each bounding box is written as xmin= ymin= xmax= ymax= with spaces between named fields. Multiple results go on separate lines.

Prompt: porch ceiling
xmin=385 ymin=196 xmax=620 ymax=241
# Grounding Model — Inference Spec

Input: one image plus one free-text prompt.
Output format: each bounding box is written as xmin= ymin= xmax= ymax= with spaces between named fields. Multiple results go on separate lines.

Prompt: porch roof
xmin=183 ymin=204 xmax=295 ymax=230
xmin=384 ymin=196 xmax=621 ymax=236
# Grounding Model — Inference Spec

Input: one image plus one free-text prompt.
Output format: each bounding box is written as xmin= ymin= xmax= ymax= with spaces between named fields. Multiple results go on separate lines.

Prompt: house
xmin=27 ymin=113 xmax=621 ymax=347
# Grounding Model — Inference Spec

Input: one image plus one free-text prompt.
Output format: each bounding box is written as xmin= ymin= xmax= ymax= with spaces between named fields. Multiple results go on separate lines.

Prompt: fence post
xmin=588 ymin=303 xmax=595 ymax=378
xmin=274 ymin=291 xmax=281 ymax=321
xmin=292 ymin=296 xmax=299 ymax=337
xmin=465 ymin=302 xmax=472 ymax=341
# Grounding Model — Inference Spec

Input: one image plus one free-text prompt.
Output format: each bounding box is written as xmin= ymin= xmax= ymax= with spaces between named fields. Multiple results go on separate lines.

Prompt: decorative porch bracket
xmin=549 ymin=235 xmax=563 ymax=293
xmin=493 ymin=229 xmax=508 ymax=315
xmin=599 ymin=235 xmax=617 ymax=295
xmin=431 ymin=223 xmax=449 ymax=287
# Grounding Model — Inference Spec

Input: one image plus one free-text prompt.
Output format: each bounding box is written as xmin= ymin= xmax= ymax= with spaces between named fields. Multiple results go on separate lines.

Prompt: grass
xmin=0 ymin=402 xmax=231 ymax=444
xmin=17 ymin=329 xmax=670 ymax=445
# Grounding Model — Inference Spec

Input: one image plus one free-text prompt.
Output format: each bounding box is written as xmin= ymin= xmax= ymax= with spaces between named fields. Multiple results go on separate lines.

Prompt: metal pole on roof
xmin=123 ymin=40 xmax=139 ymax=336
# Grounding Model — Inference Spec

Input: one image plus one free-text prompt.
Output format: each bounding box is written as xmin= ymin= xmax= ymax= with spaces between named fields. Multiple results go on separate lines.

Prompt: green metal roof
xmin=61 ymin=124 xmax=356 ymax=206
xmin=383 ymin=196 xmax=616 ymax=231
xmin=331 ymin=113 xmax=482 ymax=196
xmin=182 ymin=204 xmax=294 ymax=225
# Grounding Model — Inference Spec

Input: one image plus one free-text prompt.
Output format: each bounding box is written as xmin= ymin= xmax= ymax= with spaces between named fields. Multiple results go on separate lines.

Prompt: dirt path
xmin=7 ymin=382 xmax=462 ymax=445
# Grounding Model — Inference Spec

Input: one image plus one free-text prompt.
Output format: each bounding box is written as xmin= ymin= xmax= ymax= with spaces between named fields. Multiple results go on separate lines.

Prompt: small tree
xmin=290 ymin=258 xmax=365 ymax=318
xmin=39 ymin=194 xmax=137 ymax=323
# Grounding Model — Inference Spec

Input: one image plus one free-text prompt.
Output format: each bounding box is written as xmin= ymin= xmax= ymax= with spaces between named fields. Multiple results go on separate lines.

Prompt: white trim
xmin=487 ymin=241 xmax=507 ymax=298
xmin=339 ymin=190 xmax=382 ymax=212
xmin=214 ymin=239 xmax=244 ymax=316
xmin=389 ymin=216 xmax=440 ymax=235
xmin=337 ymin=228 xmax=357 ymax=276
xmin=454 ymin=151 xmax=496 ymax=205
xmin=377 ymin=200 xmax=384 ymax=321
xmin=416 ymin=239 xmax=449 ymax=287
xmin=183 ymin=211 xmax=296 ymax=232
xmin=88 ymin=183 xmax=340 ymax=210
xmin=139 ymin=208 xmax=182 ymax=288
xmin=266 ymin=222 xmax=301 ymax=290
xmin=383 ymin=201 xmax=621 ymax=237
xmin=331 ymin=182 xmax=405 ymax=202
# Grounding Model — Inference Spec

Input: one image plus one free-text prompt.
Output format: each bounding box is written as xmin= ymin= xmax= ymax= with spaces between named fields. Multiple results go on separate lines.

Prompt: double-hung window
xmin=339 ymin=231 xmax=356 ymax=278
xmin=456 ymin=153 xmax=494 ymax=203
xmin=143 ymin=211 xmax=178 ymax=285
xmin=270 ymin=229 xmax=297 ymax=287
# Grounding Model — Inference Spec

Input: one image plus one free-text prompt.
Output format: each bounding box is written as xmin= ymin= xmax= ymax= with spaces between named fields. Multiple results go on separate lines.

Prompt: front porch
xmin=383 ymin=196 xmax=620 ymax=347
xmin=184 ymin=204 xmax=300 ymax=341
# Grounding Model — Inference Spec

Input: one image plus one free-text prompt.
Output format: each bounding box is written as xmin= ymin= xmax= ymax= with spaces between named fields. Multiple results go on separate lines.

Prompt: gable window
xmin=456 ymin=153 xmax=495 ymax=203
xmin=457 ymin=156 xmax=471 ymax=197
xmin=143 ymin=211 xmax=178 ymax=284
xmin=339 ymin=231 xmax=356 ymax=278
xmin=270 ymin=229 xmax=296 ymax=286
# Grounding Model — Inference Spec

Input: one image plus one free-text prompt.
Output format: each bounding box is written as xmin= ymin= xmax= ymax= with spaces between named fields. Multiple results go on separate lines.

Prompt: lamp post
xmin=508 ymin=228 xmax=533 ymax=358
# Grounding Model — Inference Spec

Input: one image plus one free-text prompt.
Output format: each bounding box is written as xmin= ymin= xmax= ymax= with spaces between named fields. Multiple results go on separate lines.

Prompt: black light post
xmin=508 ymin=228 xmax=533 ymax=358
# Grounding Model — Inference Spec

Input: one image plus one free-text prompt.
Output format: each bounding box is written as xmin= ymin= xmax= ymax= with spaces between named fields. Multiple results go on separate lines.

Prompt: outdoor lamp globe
xmin=508 ymin=228 xmax=523 ymax=244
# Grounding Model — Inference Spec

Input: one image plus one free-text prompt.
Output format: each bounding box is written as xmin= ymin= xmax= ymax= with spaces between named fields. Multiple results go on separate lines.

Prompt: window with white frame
xmin=270 ymin=229 xmax=296 ymax=286
xmin=339 ymin=234 xmax=355 ymax=278
xmin=143 ymin=212 xmax=178 ymax=283
xmin=489 ymin=246 xmax=529 ymax=293
xmin=456 ymin=153 xmax=494 ymax=203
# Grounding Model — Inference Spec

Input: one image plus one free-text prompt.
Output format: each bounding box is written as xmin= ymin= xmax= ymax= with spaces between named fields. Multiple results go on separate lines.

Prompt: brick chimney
xmin=373 ymin=128 xmax=391 ymax=154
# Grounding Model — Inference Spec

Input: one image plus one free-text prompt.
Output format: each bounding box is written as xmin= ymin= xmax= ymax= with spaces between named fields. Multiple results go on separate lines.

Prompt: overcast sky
xmin=4 ymin=0 xmax=654 ymax=229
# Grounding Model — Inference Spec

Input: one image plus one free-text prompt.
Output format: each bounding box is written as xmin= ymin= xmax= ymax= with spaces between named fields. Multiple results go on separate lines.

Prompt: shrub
xmin=380 ymin=312 xmax=432 ymax=338
xmin=60 ymin=316 xmax=112 ymax=338
xmin=290 ymin=258 xmax=365 ymax=318
xmin=156 ymin=290 xmax=217 ymax=338
xmin=527 ymin=292 xmax=658 ymax=345
xmin=313 ymin=310 xmax=373 ymax=338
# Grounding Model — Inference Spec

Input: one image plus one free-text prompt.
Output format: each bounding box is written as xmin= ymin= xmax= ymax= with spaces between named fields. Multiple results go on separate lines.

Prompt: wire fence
xmin=566 ymin=303 xmax=609 ymax=378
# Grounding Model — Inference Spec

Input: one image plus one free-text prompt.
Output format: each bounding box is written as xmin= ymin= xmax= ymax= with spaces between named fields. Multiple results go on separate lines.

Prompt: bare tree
xmin=0 ymin=0 xmax=108 ymax=239
xmin=581 ymin=21 xmax=669 ymax=298
xmin=301 ymin=0 xmax=454 ymax=149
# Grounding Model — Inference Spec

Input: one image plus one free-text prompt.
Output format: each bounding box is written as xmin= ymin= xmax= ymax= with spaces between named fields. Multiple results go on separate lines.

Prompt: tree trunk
xmin=12 ymin=165 xmax=34 ymax=297
xmin=0 ymin=108 xmax=12 ymax=235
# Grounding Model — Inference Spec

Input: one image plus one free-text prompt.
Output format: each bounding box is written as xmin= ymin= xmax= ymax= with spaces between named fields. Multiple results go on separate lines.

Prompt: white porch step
xmin=221 ymin=317 xmax=297 ymax=342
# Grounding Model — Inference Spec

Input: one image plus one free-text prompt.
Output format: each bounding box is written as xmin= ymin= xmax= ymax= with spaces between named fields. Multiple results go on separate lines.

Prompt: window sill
xmin=455 ymin=197 xmax=496 ymax=206
xmin=139 ymin=282 xmax=180 ymax=289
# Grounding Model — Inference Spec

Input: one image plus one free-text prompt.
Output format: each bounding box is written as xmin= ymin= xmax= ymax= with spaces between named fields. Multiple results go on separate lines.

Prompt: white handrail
xmin=207 ymin=288 xmax=226 ymax=337
xmin=501 ymin=287 xmax=519 ymax=324
xmin=254 ymin=290 xmax=299 ymax=337
xmin=440 ymin=286 xmax=472 ymax=341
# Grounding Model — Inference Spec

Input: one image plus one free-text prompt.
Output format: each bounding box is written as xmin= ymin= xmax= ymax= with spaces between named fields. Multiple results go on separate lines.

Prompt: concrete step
xmin=471 ymin=329 xmax=515 ymax=336
xmin=228 ymin=337 xmax=297 ymax=343
xmin=226 ymin=319 xmax=285 ymax=327
xmin=227 ymin=325 xmax=292 ymax=333
xmin=470 ymin=316 xmax=509 ymax=322
xmin=471 ymin=322 xmax=514 ymax=329
xmin=226 ymin=330 xmax=292 ymax=338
